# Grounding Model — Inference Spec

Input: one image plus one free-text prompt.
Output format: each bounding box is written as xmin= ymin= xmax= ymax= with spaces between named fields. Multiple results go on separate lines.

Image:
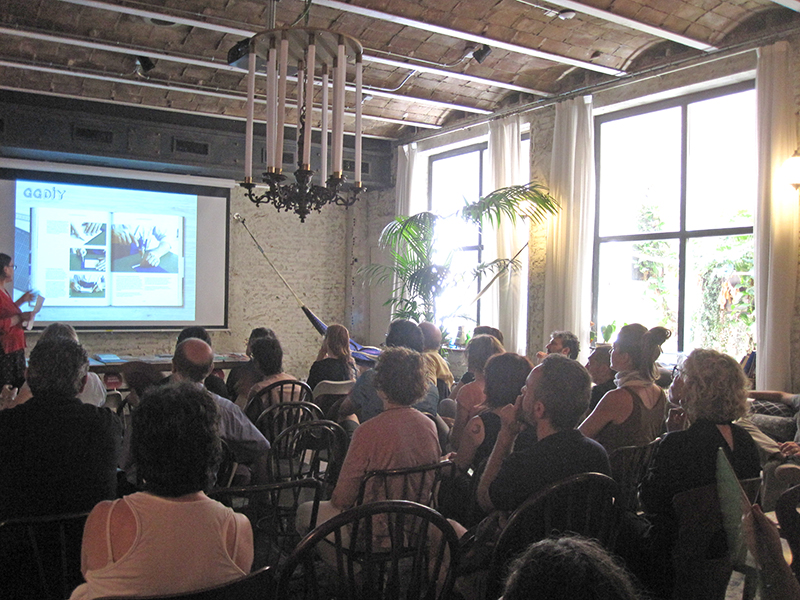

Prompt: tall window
xmin=593 ymin=82 xmax=756 ymax=358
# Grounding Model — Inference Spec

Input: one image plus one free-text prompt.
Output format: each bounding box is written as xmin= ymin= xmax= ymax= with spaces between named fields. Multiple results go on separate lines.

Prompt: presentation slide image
xmin=110 ymin=215 xmax=184 ymax=275
xmin=70 ymin=248 xmax=107 ymax=271
xmin=69 ymin=273 xmax=106 ymax=299
xmin=70 ymin=222 xmax=107 ymax=246
xmin=111 ymin=274 xmax=182 ymax=306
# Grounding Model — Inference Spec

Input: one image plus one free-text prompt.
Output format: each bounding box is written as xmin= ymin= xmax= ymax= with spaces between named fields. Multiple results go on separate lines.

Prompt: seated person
xmin=579 ymin=324 xmax=670 ymax=454
xmin=226 ymin=327 xmax=275 ymax=408
xmin=306 ymin=324 xmax=357 ymax=392
xmin=639 ymin=348 xmax=760 ymax=598
xmin=71 ymin=383 xmax=253 ymax=599
xmin=535 ymin=330 xmax=580 ymax=364
xmin=245 ymin=335 xmax=298 ymax=409
xmin=296 ymin=347 xmax=441 ymax=533
xmin=419 ymin=321 xmax=454 ymax=399
xmin=449 ymin=335 xmax=505 ymax=450
xmin=170 ymin=326 xmax=230 ymax=399
xmin=448 ymin=325 xmax=504 ymax=398
xmin=585 ymin=344 xmax=616 ymax=413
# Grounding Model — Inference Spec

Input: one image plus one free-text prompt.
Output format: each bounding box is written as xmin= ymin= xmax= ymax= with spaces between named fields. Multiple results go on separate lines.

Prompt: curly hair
xmin=251 ymin=336 xmax=284 ymax=377
xmin=374 ymin=347 xmax=427 ymax=406
xmin=466 ymin=334 xmax=505 ymax=374
xmin=27 ymin=338 xmax=89 ymax=397
xmin=682 ymin=348 xmax=749 ymax=423
xmin=503 ymin=535 xmax=643 ymax=600
xmin=132 ymin=382 xmax=222 ymax=497
xmin=614 ymin=324 xmax=671 ymax=381
xmin=484 ymin=353 xmax=533 ymax=409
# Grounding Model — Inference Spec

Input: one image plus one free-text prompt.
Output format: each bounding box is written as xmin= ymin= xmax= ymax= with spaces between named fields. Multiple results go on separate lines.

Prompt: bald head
xmin=173 ymin=338 xmax=214 ymax=383
xmin=419 ymin=322 xmax=442 ymax=352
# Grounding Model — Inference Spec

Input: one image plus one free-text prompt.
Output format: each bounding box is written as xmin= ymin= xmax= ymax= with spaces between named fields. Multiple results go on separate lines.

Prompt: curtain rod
xmin=399 ymin=24 xmax=800 ymax=148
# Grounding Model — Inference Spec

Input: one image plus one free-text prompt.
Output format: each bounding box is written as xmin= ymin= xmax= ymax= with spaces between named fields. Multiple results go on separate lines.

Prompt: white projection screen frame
xmin=0 ymin=164 xmax=230 ymax=330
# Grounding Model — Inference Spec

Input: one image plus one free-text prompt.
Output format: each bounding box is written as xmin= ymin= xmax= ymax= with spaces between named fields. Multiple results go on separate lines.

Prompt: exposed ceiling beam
xmin=0 ymin=59 xmax=442 ymax=130
xmin=770 ymin=0 xmax=800 ymax=11
xmin=57 ymin=0 xmax=550 ymax=96
xmin=313 ymin=0 xmax=624 ymax=75
xmin=517 ymin=0 xmax=716 ymax=51
xmin=0 ymin=26 xmax=488 ymax=115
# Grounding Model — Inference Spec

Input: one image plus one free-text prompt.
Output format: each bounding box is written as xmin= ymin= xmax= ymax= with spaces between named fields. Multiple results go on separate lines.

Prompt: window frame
xmin=591 ymin=80 xmax=755 ymax=352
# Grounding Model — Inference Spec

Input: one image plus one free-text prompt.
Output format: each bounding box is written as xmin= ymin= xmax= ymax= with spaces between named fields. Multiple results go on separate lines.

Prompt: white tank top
xmin=70 ymin=492 xmax=248 ymax=600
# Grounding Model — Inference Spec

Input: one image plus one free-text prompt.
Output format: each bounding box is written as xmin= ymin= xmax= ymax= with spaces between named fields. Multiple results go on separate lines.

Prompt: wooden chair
xmin=0 ymin=510 xmax=89 ymax=599
xmin=311 ymin=380 xmax=355 ymax=420
xmin=486 ymin=472 xmax=619 ymax=600
xmin=608 ymin=439 xmax=659 ymax=512
xmin=671 ymin=477 xmax=761 ymax=600
xmin=774 ymin=483 xmax=800 ymax=582
xmin=96 ymin=565 xmax=275 ymax=599
xmin=356 ymin=460 xmax=456 ymax=509
xmin=210 ymin=479 xmax=323 ymax=570
xmin=214 ymin=439 xmax=239 ymax=489
xmin=253 ymin=401 xmax=323 ymax=444
xmin=245 ymin=380 xmax=313 ymax=424
xmin=276 ymin=500 xmax=460 ymax=600
xmin=267 ymin=420 xmax=348 ymax=498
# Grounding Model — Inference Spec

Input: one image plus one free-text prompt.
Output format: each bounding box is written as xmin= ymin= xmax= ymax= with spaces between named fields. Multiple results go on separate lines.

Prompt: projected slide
xmin=15 ymin=180 xmax=198 ymax=323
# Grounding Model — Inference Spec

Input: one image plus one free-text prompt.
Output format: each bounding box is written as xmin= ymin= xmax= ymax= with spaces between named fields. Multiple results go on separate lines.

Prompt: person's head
xmin=176 ymin=326 xmax=211 ymax=347
xmin=419 ymin=321 xmax=443 ymax=352
xmin=611 ymin=324 xmax=671 ymax=380
xmin=680 ymin=348 xmax=749 ymax=423
xmin=245 ymin=327 xmax=275 ymax=356
xmin=132 ymin=383 xmax=222 ymax=497
xmin=484 ymin=353 xmax=534 ymax=409
xmin=503 ymin=535 xmax=642 ymax=600
xmin=374 ymin=346 xmax=427 ymax=406
xmin=585 ymin=345 xmax=615 ymax=385
xmin=473 ymin=326 xmax=504 ymax=345
xmin=547 ymin=331 xmax=580 ymax=360
xmin=39 ymin=322 xmax=80 ymax=343
xmin=27 ymin=338 xmax=89 ymax=397
xmin=385 ymin=319 xmax=424 ymax=352
xmin=0 ymin=253 xmax=14 ymax=283
xmin=251 ymin=336 xmax=284 ymax=377
xmin=522 ymin=353 xmax=591 ymax=431
xmin=324 ymin=324 xmax=353 ymax=363
xmin=466 ymin=334 xmax=505 ymax=374
xmin=172 ymin=338 xmax=214 ymax=383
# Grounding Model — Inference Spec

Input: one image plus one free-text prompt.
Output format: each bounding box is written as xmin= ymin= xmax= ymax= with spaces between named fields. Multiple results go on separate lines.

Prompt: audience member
xmin=245 ymin=335 xmax=298 ymax=408
xmin=477 ymin=353 xmax=610 ymax=514
xmin=450 ymin=326 xmax=505 ymax=395
xmin=226 ymin=327 xmax=275 ymax=406
xmin=502 ymin=535 xmax=644 ymax=600
xmin=0 ymin=252 xmax=33 ymax=389
xmin=71 ymin=383 xmax=253 ymax=599
xmin=306 ymin=323 xmax=357 ymax=392
xmin=586 ymin=344 xmax=616 ymax=412
xmin=173 ymin=338 xmax=269 ymax=484
xmin=579 ymin=324 xmax=670 ymax=453
xmin=535 ymin=330 xmax=580 ymax=364
xmin=450 ymin=334 xmax=505 ymax=450
xmin=172 ymin=326 xmax=230 ymax=399
xmin=296 ymin=347 xmax=441 ymax=533
xmin=13 ymin=323 xmax=107 ymax=407
xmin=338 ymin=319 xmax=439 ymax=423
xmin=0 ymin=338 xmax=121 ymax=519
xmin=639 ymin=348 xmax=760 ymax=598
xmin=419 ymin=321 xmax=455 ymax=398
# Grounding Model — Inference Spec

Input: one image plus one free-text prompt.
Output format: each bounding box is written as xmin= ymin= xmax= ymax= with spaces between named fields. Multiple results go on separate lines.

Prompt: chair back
xmin=267 ymin=420 xmax=349 ymax=497
xmin=671 ymin=477 xmax=761 ymax=600
xmin=774 ymin=483 xmax=800 ymax=582
xmin=96 ymin=565 xmax=275 ymax=599
xmin=277 ymin=500 xmax=460 ymax=600
xmin=214 ymin=439 xmax=239 ymax=489
xmin=487 ymin=472 xmax=618 ymax=600
xmin=608 ymin=439 xmax=659 ymax=512
xmin=311 ymin=380 xmax=355 ymax=420
xmin=210 ymin=479 xmax=323 ymax=570
xmin=0 ymin=510 xmax=89 ymax=599
xmin=245 ymin=380 xmax=313 ymax=424
xmin=254 ymin=401 xmax=323 ymax=443
xmin=356 ymin=460 xmax=456 ymax=509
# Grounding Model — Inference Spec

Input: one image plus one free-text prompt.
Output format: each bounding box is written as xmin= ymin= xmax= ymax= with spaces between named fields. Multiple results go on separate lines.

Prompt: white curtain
xmin=755 ymin=41 xmax=798 ymax=390
xmin=488 ymin=115 xmax=528 ymax=354
xmin=396 ymin=142 xmax=417 ymax=217
xmin=543 ymin=96 xmax=595 ymax=362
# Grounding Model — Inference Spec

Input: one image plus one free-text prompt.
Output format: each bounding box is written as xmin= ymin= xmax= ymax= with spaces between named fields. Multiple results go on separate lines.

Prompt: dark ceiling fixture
xmin=135 ymin=56 xmax=156 ymax=74
xmin=471 ymin=44 xmax=492 ymax=64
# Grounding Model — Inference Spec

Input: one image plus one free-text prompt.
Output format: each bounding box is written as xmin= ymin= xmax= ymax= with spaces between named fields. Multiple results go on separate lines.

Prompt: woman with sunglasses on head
xmin=0 ymin=253 xmax=34 ymax=392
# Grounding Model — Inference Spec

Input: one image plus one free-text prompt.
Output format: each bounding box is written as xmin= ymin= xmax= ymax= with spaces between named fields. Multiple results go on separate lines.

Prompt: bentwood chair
xmin=311 ymin=380 xmax=355 ymax=421
xmin=356 ymin=460 xmax=456 ymax=509
xmin=276 ymin=500 xmax=460 ymax=600
xmin=245 ymin=381 xmax=314 ymax=424
xmin=608 ymin=439 xmax=659 ymax=513
xmin=254 ymin=401 xmax=323 ymax=444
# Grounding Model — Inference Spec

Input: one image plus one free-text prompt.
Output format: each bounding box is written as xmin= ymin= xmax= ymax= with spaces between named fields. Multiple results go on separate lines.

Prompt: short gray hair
xmin=27 ymin=338 xmax=89 ymax=397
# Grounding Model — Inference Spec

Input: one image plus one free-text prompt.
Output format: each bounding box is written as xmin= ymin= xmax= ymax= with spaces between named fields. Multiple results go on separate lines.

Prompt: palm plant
xmin=361 ymin=182 xmax=560 ymax=323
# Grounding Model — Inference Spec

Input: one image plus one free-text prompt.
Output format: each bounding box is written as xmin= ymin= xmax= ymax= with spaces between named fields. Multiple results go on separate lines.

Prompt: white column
xmin=265 ymin=40 xmax=277 ymax=172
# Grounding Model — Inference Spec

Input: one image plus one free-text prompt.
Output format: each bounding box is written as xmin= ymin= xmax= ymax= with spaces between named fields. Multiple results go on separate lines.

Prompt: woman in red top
xmin=0 ymin=253 xmax=34 ymax=389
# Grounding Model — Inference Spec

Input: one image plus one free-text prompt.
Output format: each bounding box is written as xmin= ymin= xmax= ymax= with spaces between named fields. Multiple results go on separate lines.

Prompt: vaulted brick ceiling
xmin=0 ymin=0 xmax=798 ymax=141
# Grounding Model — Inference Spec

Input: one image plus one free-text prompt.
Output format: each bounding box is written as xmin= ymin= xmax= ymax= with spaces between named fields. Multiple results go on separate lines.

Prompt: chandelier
xmin=239 ymin=27 xmax=365 ymax=222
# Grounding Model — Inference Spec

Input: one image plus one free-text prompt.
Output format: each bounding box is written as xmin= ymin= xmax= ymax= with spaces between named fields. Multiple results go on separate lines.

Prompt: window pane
xmin=430 ymin=151 xmax=480 ymax=244
xmin=438 ymin=250 xmax=479 ymax=337
xmin=598 ymin=107 xmax=682 ymax=237
xmin=686 ymin=91 xmax=756 ymax=230
xmin=684 ymin=235 xmax=755 ymax=357
xmin=596 ymin=240 xmax=679 ymax=353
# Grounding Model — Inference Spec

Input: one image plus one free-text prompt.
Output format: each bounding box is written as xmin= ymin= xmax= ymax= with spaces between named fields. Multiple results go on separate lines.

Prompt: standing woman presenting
xmin=0 ymin=253 xmax=34 ymax=390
